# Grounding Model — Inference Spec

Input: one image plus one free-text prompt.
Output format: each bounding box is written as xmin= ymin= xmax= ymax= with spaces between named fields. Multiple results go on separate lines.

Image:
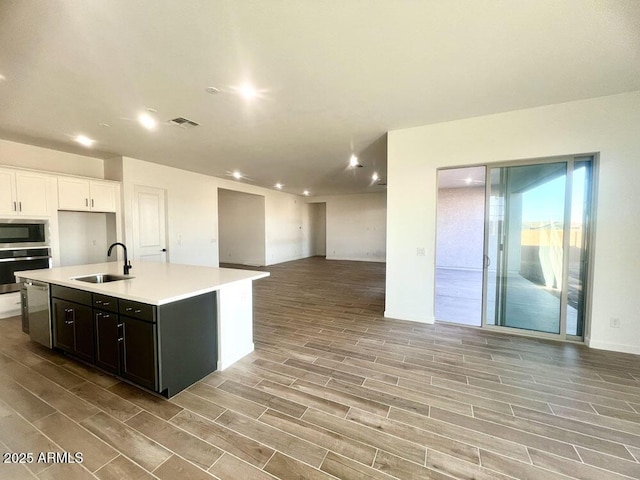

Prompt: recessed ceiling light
xmin=232 ymin=171 xmax=242 ymax=180
xmin=75 ymin=135 xmax=95 ymax=147
xmin=236 ymin=83 xmax=258 ymax=100
xmin=303 ymin=190 xmax=310 ymax=196
xmin=372 ymin=172 xmax=379 ymax=182
xmin=275 ymin=183 xmax=283 ymax=190
xmin=138 ymin=112 xmax=157 ymax=130
xmin=206 ymin=86 xmax=220 ymax=94
xmin=0 ymin=74 xmax=6 ymax=81
xmin=349 ymin=154 xmax=363 ymax=168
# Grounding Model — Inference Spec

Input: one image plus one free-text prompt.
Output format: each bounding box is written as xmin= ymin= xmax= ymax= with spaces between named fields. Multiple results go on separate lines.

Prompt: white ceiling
xmin=1 ymin=1 xmax=639 ymax=196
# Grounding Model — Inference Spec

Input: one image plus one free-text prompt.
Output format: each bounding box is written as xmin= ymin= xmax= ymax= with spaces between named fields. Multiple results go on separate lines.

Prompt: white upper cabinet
xmin=89 ymin=180 xmax=117 ymax=212
xmin=0 ymin=168 xmax=50 ymax=216
xmin=58 ymin=177 xmax=91 ymax=211
xmin=58 ymin=177 xmax=118 ymax=212
xmin=0 ymin=169 xmax=16 ymax=215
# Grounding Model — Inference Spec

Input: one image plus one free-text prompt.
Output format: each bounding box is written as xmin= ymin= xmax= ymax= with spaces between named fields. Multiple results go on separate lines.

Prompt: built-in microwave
xmin=0 ymin=219 xmax=48 ymax=247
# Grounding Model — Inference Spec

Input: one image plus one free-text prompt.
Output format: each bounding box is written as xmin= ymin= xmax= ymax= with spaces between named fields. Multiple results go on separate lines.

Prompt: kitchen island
xmin=16 ymin=261 xmax=269 ymax=397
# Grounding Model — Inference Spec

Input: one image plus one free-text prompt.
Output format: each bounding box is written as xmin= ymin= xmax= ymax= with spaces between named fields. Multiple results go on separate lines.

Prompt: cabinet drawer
xmin=119 ymin=299 xmax=155 ymax=322
xmin=93 ymin=293 xmax=118 ymax=313
xmin=51 ymin=285 xmax=92 ymax=306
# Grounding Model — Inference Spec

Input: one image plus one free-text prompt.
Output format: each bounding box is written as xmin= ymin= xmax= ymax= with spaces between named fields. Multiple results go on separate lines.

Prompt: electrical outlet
xmin=610 ymin=317 xmax=620 ymax=328
xmin=417 ymin=247 xmax=426 ymax=257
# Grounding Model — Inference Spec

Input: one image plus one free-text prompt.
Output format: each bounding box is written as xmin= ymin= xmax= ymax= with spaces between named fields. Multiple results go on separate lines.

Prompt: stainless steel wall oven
xmin=0 ymin=219 xmax=51 ymax=294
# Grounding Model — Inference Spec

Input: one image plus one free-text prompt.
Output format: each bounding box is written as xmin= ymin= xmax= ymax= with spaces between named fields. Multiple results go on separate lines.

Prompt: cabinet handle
xmin=18 ymin=201 xmax=22 ymax=211
xmin=13 ymin=201 xmax=17 ymax=211
xmin=134 ymin=309 xmax=142 ymax=314
xmin=91 ymin=198 xmax=94 ymax=207
xmin=95 ymin=300 xmax=102 ymax=305
xmin=117 ymin=323 xmax=124 ymax=328
xmin=125 ymin=307 xmax=132 ymax=312
xmin=85 ymin=198 xmax=89 ymax=207
xmin=102 ymin=302 xmax=110 ymax=306
xmin=64 ymin=307 xmax=75 ymax=325
xmin=117 ymin=337 xmax=124 ymax=342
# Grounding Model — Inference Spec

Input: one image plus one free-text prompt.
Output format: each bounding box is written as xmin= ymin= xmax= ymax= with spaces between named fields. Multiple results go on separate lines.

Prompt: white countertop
xmin=15 ymin=261 xmax=270 ymax=305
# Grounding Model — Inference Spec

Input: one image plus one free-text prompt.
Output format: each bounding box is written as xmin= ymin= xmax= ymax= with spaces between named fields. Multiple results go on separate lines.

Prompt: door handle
xmin=483 ymin=255 xmax=491 ymax=268
xmin=161 ymin=248 xmax=167 ymax=252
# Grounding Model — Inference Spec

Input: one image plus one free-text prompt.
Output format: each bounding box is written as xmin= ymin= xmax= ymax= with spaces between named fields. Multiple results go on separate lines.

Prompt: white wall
xmin=115 ymin=157 xmax=220 ymax=267
xmin=109 ymin=157 xmax=312 ymax=268
xmin=386 ymin=91 xmax=640 ymax=354
xmin=0 ymin=139 xmax=104 ymax=177
xmin=265 ymin=194 xmax=311 ymax=265
xmin=310 ymin=193 xmax=386 ymax=262
xmin=58 ymin=211 xmax=117 ymax=266
xmin=218 ymin=189 xmax=266 ymax=266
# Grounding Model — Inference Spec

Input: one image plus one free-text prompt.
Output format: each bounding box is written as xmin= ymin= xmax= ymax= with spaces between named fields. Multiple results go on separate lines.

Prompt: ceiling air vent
xmin=169 ymin=117 xmax=199 ymax=128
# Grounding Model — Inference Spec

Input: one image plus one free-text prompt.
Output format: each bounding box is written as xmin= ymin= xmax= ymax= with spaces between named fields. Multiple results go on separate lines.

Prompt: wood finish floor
xmin=2 ymin=257 xmax=640 ymax=479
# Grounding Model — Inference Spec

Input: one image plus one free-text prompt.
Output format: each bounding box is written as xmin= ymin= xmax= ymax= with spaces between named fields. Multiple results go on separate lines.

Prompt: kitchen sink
xmin=72 ymin=273 xmax=133 ymax=283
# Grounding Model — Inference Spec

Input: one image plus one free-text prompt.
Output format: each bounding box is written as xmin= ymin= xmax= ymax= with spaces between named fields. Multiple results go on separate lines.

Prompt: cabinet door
xmin=94 ymin=311 xmax=120 ymax=374
xmin=89 ymin=181 xmax=117 ymax=212
xmin=15 ymin=172 xmax=49 ymax=215
xmin=121 ymin=317 xmax=157 ymax=390
xmin=58 ymin=177 xmax=90 ymax=211
xmin=0 ymin=169 xmax=17 ymax=215
xmin=53 ymin=298 xmax=76 ymax=353
xmin=72 ymin=303 xmax=94 ymax=363
xmin=52 ymin=298 xmax=94 ymax=362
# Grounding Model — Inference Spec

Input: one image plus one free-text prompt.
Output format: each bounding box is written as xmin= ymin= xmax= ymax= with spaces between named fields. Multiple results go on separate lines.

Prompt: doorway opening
xmin=309 ymin=202 xmax=327 ymax=257
xmin=217 ymin=189 xmax=266 ymax=266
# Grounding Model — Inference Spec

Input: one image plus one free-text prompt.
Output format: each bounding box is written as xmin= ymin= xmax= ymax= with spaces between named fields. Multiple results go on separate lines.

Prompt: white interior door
xmin=132 ymin=185 xmax=167 ymax=263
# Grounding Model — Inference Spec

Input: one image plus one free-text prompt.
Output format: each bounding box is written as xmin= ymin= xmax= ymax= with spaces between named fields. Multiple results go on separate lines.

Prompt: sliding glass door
xmin=483 ymin=156 xmax=594 ymax=339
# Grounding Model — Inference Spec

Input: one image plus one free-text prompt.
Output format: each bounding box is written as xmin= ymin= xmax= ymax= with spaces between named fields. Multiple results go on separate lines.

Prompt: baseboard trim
xmin=383 ymin=310 xmax=434 ymax=324
xmin=326 ymin=256 xmax=386 ymax=263
xmin=587 ymin=339 xmax=640 ymax=355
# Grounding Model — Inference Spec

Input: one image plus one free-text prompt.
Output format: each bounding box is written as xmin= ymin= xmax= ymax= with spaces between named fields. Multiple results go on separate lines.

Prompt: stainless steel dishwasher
xmin=21 ymin=280 xmax=52 ymax=348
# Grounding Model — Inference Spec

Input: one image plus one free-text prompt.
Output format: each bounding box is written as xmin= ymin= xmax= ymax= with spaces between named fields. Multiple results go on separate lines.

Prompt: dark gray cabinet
xmin=52 ymin=296 xmax=94 ymax=363
xmin=94 ymin=303 xmax=158 ymax=391
xmin=51 ymin=284 xmax=216 ymax=398
xmin=53 ymin=285 xmax=157 ymax=390
xmin=120 ymin=315 xmax=157 ymax=390
xmin=94 ymin=309 xmax=120 ymax=373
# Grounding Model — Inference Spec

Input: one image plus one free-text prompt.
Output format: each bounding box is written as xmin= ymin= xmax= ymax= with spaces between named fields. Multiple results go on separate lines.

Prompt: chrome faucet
xmin=107 ymin=242 xmax=132 ymax=275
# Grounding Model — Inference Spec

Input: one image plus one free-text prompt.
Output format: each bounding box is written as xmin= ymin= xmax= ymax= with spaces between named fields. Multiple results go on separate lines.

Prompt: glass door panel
xmin=485 ymin=162 xmax=567 ymax=334
xmin=435 ymin=167 xmax=486 ymax=326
